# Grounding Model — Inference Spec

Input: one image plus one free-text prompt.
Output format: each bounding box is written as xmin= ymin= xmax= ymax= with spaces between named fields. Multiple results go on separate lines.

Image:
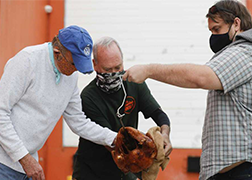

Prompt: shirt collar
xmin=48 ymin=42 xmax=61 ymax=84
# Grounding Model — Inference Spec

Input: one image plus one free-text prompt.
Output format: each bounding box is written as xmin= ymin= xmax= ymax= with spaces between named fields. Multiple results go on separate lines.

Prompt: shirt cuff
xmin=9 ymin=146 xmax=29 ymax=162
xmin=105 ymin=130 xmax=117 ymax=148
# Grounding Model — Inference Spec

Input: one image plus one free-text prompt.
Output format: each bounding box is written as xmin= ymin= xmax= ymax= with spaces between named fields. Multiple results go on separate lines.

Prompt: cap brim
xmin=72 ymin=54 xmax=93 ymax=74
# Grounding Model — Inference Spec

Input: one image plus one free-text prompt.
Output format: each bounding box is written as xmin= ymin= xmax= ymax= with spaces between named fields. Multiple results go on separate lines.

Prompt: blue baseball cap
xmin=58 ymin=25 xmax=93 ymax=74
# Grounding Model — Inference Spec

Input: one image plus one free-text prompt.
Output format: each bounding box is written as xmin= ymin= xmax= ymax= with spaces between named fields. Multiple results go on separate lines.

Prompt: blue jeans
xmin=208 ymin=162 xmax=252 ymax=180
xmin=0 ymin=162 xmax=32 ymax=180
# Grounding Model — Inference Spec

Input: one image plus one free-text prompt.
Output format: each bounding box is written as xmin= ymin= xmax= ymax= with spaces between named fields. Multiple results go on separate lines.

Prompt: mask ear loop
xmin=116 ymin=76 xmax=127 ymax=119
xmin=229 ymin=21 xmax=238 ymax=42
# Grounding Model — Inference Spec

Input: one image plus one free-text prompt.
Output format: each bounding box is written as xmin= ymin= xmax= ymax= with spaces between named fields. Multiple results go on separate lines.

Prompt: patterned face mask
xmin=96 ymin=71 xmax=125 ymax=94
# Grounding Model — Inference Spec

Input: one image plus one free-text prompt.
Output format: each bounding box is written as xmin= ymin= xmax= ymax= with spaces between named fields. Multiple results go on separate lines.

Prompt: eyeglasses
xmin=59 ymin=48 xmax=75 ymax=66
xmin=56 ymin=38 xmax=75 ymax=66
xmin=208 ymin=5 xmax=236 ymax=17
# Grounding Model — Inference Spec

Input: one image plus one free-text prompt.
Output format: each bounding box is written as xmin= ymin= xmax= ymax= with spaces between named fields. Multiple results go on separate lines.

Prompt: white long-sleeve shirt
xmin=0 ymin=43 xmax=116 ymax=173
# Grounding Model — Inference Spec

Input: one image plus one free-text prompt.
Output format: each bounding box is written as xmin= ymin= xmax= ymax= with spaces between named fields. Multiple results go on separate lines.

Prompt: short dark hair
xmin=206 ymin=0 xmax=252 ymax=31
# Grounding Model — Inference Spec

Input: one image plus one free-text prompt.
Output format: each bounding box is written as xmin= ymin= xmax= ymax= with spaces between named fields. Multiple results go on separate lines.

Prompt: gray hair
xmin=93 ymin=37 xmax=123 ymax=63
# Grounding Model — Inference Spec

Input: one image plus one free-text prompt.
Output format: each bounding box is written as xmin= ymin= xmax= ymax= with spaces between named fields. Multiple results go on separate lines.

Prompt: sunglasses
xmin=208 ymin=5 xmax=236 ymax=17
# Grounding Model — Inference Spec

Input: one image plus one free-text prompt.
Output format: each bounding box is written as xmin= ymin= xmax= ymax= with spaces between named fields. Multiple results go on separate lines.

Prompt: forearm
xmin=65 ymin=113 xmax=117 ymax=147
xmin=147 ymin=63 xmax=223 ymax=90
xmin=65 ymin=85 xmax=117 ymax=147
xmin=0 ymin=105 xmax=29 ymax=162
xmin=150 ymin=108 xmax=170 ymax=127
xmin=0 ymin=115 xmax=28 ymax=162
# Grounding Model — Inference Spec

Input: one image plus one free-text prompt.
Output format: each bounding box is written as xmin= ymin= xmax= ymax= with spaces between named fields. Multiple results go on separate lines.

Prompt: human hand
xmin=19 ymin=153 xmax=45 ymax=180
xmin=160 ymin=125 xmax=172 ymax=157
xmin=161 ymin=132 xmax=172 ymax=157
xmin=122 ymin=65 xmax=150 ymax=83
xmin=105 ymin=145 xmax=114 ymax=152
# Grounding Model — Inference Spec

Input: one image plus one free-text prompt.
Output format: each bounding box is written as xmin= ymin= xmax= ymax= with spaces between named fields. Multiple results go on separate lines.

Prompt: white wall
xmin=63 ymin=0 xmax=229 ymax=148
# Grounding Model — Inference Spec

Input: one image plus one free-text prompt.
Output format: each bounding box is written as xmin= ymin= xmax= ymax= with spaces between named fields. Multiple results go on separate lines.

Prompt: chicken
xmin=111 ymin=127 xmax=157 ymax=173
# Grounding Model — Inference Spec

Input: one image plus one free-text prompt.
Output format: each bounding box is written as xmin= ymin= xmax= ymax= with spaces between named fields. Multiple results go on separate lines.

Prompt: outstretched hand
xmin=122 ymin=65 xmax=150 ymax=83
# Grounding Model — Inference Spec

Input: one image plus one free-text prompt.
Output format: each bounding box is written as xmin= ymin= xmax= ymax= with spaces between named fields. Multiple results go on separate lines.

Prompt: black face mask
xmin=96 ymin=71 xmax=125 ymax=94
xmin=209 ymin=26 xmax=234 ymax=53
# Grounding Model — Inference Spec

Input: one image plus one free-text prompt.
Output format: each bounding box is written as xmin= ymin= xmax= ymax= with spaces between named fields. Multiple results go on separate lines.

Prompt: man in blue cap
xmin=0 ymin=25 xmax=117 ymax=180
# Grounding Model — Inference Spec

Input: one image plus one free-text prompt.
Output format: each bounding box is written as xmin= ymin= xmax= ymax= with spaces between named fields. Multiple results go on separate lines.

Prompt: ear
xmin=53 ymin=47 xmax=60 ymax=60
xmin=53 ymin=47 xmax=60 ymax=53
xmin=92 ymin=59 xmax=97 ymax=71
xmin=233 ymin=17 xmax=241 ymax=32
